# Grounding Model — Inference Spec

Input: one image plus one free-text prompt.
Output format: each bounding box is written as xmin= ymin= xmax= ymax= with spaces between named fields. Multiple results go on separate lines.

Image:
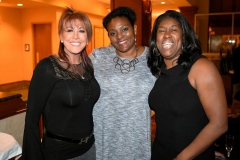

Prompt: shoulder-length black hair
xmin=58 ymin=7 xmax=94 ymax=76
xmin=148 ymin=10 xmax=202 ymax=77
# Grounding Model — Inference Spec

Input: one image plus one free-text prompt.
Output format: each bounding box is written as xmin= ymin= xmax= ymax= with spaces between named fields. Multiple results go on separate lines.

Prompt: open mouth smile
xmin=71 ymin=42 xmax=80 ymax=46
xmin=118 ymin=40 xmax=127 ymax=45
xmin=162 ymin=42 xmax=174 ymax=49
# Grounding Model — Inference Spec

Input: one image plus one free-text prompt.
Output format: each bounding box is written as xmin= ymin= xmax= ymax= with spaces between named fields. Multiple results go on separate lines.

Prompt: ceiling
xmin=0 ymin=0 xmax=191 ymax=18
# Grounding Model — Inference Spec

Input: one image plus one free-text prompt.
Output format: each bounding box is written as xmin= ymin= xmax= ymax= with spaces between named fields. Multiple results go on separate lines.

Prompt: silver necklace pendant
xmin=113 ymin=46 xmax=139 ymax=74
xmin=113 ymin=56 xmax=139 ymax=73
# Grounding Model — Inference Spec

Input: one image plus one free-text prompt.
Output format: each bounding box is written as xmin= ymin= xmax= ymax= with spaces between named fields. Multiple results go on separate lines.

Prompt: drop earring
xmin=61 ymin=40 xmax=63 ymax=43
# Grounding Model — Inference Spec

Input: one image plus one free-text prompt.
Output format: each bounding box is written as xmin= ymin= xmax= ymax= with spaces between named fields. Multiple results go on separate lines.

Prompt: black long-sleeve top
xmin=22 ymin=56 xmax=100 ymax=160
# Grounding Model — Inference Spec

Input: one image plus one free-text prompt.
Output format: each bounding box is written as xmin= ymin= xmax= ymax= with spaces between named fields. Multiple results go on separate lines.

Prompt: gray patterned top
xmin=89 ymin=46 xmax=156 ymax=160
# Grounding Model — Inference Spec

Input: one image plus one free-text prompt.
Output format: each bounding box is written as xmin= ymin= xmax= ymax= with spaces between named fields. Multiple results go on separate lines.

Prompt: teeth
xmin=162 ymin=42 xmax=173 ymax=49
xmin=118 ymin=40 xmax=127 ymax=44
xmin=71 ymin=43 xmax=80 ymax=46
xmin=163 ymin=42 xmax=173 ymax=46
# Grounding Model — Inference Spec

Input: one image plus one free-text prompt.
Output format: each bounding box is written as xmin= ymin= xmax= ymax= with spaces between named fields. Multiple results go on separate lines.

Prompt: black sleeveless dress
xmin=148 ymin=54 xmax=215 ymax=160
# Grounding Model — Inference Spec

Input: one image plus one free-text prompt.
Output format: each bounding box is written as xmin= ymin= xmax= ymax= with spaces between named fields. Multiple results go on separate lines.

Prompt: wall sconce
xmin=25 ymin=44 xmax=30 ymax=51
xmin=106 ymin=7 xmax=111 ymax=12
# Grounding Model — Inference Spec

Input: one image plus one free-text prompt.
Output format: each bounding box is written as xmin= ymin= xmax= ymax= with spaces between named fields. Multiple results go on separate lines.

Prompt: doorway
xmin=33 ymin=23 xmax=52 ymax=66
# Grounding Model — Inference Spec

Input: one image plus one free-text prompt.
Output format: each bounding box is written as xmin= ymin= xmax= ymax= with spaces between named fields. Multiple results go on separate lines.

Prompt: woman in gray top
xmin=89 ymin=7 xmax=156 ymax=160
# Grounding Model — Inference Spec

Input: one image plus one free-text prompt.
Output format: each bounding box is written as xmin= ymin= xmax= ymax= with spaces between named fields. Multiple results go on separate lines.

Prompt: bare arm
xmin=175 ymin=58 xmax=228 ymax=160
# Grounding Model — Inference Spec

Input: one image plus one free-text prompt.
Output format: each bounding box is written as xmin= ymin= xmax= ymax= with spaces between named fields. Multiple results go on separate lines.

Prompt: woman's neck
xmin=164 ymin=58 xmax=178 ymax=69
xmin=68 ymin=55 xmax=81 ymax=64
xmin=116 ymin=45 xmax=138 ymax=59
xmin=56 ymin=54 xmax=82 ymax=65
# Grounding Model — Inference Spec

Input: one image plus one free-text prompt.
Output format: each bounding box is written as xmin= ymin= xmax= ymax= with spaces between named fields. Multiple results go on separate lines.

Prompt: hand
xmin=215 ymin=151 xmax=225 ymax=158
xmin=228 ymin=113 xmax=240 ymax=118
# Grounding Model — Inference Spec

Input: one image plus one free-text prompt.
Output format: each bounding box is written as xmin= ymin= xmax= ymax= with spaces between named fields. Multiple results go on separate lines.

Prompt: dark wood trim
xmin=0 ymin=92 xmax=26 ymax=120
xmin=0 ymin=80 xmax=30 ymax=91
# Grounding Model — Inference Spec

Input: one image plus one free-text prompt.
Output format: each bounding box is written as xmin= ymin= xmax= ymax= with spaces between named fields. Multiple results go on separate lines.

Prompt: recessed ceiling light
xmin=17 ymin=4 xmax=23 ymax=6
xmin=161 ymin=2 xmax=165 ymax=4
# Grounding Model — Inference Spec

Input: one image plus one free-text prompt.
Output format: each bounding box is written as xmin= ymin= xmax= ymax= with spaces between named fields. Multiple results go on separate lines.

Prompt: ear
xmin=60 ymin=35 xmax=63 ymax=42
xmin=134 ymin=25 xmax=137 ymax=36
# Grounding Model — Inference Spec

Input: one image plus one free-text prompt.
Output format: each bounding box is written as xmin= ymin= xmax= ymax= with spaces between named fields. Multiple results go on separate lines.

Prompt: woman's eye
xmin=109 ymin=32 xmax=116 ymax=36
xmin=122 ymin=27 xmax=128 ymax=32
xmin=159 ymin=30 xmax=165 ymax=33
xmin=66 ymin=29 xmax=73 ymax=32
xmin=79 ymin=29 xmax=85 ymax=33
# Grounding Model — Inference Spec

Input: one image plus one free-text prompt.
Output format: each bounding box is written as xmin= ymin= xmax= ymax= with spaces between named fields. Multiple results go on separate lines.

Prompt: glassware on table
xmin=225 ymin=134 xmax=234 ymax=158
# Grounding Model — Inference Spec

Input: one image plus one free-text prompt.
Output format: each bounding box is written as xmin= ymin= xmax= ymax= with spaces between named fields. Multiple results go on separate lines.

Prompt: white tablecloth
xmin=0 ymin=132 xmax=22 ymax=160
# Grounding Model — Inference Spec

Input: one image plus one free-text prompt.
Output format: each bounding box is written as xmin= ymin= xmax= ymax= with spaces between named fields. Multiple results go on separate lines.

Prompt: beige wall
xmin=21 ymin=7 xmax=62 ymax=81
xmin=0 ymin=6 xmax=105 ymax=84
xmin=0 ymin=7 xmax=23 ymax=84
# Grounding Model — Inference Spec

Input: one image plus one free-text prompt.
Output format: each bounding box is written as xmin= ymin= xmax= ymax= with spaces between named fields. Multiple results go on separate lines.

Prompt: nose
xmin=164 ymin=30 xmax=171 ymax=38
xmin=73 ymin=31 xmax=79 ymax=39
xmin=117 ymin=31 xmax=124 ymax=39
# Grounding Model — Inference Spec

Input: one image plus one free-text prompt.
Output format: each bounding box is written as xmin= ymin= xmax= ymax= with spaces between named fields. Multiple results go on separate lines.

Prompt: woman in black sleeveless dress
xmin=148 ymin=10 xmax=228 ymax=160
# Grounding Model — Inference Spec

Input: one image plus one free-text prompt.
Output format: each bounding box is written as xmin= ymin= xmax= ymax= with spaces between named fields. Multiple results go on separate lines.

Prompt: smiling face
xmin=107 ymin=17 xmax=137 ymax=56
xmin=60 ymin=19 xmax=88 ymax=55
xmin=156 ymin=17 xmax=183 ymax=65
